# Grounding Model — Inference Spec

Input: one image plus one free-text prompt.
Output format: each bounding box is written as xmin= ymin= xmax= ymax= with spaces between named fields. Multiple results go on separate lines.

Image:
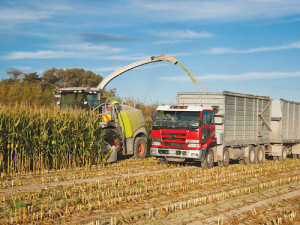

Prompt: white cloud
xmin=54 ymin=44 xmax=124 ymax=54
xmin=1 ymin=43 xmax=125 ymax=60
xmin=203 ymin=41 xmax=300 ymax=54
xmin=129 ymin=0 xmax=300 ymax=22
xmin=159 ymin=71 xmax=300 ymax=81
xmin=0 ymin=1 xmax=72 ymax=22
xmin=159 ymin=30 xmax=213 ymax=39
xmin=150 ymin=29 xmax=213 ymax=45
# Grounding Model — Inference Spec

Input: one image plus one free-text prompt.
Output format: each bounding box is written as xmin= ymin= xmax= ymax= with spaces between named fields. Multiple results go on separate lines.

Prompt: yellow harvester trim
xmin=117 ymin=110 xmax=145 ymax=138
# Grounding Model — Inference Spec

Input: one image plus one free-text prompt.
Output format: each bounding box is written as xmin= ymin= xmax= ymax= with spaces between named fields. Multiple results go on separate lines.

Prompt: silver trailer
xmin=177 ymin=91 xmax=272 ymax=165
xmin=270 ymin=99 xmax=300 ymax=159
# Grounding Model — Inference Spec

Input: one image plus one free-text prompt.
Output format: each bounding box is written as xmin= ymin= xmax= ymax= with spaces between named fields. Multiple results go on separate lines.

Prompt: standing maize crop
xmin=0 ymin=105 xmax=106 ymax=174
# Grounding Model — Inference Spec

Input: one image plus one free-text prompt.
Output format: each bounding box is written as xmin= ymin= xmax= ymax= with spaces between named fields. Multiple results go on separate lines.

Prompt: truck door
xmin=201 ymin=110 xmax=214 ymax=142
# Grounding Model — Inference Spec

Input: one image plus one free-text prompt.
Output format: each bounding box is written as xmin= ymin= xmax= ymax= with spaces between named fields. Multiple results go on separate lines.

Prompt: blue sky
xmin=1 ymin=0 xmax=300 ymax=104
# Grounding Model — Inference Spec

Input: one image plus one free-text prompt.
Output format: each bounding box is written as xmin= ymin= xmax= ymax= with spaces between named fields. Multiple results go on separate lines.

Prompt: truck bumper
xmin=150 ymin=147 xmax=203 ymax=160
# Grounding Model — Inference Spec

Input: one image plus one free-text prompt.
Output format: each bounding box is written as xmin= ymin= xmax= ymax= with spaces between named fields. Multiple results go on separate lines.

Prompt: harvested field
xmin=1 ymin=157 xmax=300 ymax=224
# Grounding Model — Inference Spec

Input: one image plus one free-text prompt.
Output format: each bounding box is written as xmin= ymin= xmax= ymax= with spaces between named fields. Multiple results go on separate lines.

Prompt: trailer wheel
xmin=249 ymin=146 xmax=256 ymax=164
xmin=218 ymin=147 xmax=229 ymax=167
xmin=104 ymin=128 xmax=122 ymax=155
xmin=256 ymin=146 xmax=264 ymax=164
xmin=133 ymin=137 xmax=148 ymax=158
xmin=278 ymin=147 xmax=287 ymax=161
xmin=201 ymin=148 xmax=214 ymax=169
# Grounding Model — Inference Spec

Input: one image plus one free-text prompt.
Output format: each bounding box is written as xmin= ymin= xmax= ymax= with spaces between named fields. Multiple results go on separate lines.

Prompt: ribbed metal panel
xmin=281 ymin=99 xmax=300 ymax=142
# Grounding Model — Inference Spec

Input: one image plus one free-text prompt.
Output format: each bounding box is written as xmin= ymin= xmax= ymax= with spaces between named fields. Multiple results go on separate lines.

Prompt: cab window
xmin=202 ymin=111 xmax=214 ymax=125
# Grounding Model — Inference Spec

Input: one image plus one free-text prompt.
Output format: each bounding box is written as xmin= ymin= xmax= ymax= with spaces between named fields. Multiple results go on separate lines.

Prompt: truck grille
xmin=161 ymin=132 xmax=186 ymax=148
xmin=163 ymin=143 xmax=185 ymax=147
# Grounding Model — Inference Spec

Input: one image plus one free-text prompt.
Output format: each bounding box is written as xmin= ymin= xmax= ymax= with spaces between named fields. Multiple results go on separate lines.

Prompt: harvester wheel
xmin=104 ymin=128 xmax=122 ymax=155
xmin=201 ymin=148 xmax=214 ymax=169
xmin=133 ymin=137 xmax=148 ymax=158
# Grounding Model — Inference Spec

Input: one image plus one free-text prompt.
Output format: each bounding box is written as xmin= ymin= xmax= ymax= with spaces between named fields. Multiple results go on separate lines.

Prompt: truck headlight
xmin=152 ymin=141 xmax=161 ymax=146
xmin=187 ymin=143 xmax=201 ymax=148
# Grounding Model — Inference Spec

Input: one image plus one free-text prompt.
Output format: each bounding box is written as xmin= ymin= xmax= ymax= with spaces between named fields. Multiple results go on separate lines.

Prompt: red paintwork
xmin=151 ymin=109 xmax=217 ymax=150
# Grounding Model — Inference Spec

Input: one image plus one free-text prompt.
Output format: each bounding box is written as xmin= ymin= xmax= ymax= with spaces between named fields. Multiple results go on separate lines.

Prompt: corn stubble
xmin=1 ymin=158 xmax=300 ymax=224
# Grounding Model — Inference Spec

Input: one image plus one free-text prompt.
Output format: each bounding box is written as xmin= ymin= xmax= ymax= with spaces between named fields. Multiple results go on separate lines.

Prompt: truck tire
xmin=256 ymin=146 xmax=264 ymax=164
xmin=133 ymin=137 xmax=148 ymax=158
xmin=249 ymin=146 xmax=256 ymax=164
xmin=218 ymin=147 xmax=229 ymax=167
xmin=201 ymin=148 xmax=214 ymax=169
xmin=104 ymin=128 xmax=122 ymax=155
xmin=278 ymin=147 xmax=287 ymax=161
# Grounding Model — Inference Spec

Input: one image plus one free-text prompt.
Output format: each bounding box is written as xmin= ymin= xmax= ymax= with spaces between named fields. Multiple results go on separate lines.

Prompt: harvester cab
xmin=53 ymin=87 xmax=102 ymax=111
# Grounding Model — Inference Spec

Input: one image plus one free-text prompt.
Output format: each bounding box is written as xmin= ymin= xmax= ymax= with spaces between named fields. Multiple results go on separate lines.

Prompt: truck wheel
xmin=133 ymin=137 xmax=148 ymax=158
xmin=218 ymin=147 xmax=229 ymax=167
xmin=104 ymin=128 xmax=122 ymax=155
xmin=278 ymin=147 xmax=287 ymax=161
xmin=249 ymin=146 xmax=256 ymax=164
xmin=201 ymin=148 xmax=214 ymax=169
xmin=256 ymin=146 xmax=264 ymax=164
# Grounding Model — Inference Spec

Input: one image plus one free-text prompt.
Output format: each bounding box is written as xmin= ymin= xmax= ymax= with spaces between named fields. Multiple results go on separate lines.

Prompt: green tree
xmin=23 ymin=72 xmax=41 ymax=84
xmin=6 ymin=68 xmax=23 ymax=80
xmin=82 ymin=70 xmax=102 ymax=87
xmin=42 ymin=67 xmax=59 ymax=84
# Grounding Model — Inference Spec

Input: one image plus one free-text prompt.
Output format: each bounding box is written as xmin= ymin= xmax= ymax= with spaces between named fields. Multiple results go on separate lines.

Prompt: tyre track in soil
xmin=0 ymin=166 xmax=195 ymax=196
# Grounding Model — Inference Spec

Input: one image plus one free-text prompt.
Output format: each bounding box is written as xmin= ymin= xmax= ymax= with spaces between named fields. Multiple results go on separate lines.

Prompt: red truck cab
xmin=150 ymin=105 xmax=217 ymax=168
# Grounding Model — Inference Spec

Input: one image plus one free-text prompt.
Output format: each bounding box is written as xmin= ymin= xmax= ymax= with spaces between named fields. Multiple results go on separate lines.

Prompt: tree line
xmin=0 ymin=67 xmax=116 ymax=107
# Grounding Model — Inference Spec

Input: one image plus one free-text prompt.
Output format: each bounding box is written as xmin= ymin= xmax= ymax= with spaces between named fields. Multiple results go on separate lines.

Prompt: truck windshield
xmin=153 ymin=111 xmax=200 ymax=128
xmin=61 ymin=93 xmax=99 ymax=109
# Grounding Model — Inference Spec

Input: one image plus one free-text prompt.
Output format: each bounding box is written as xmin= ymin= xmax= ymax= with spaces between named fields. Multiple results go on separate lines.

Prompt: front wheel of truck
xmin=201 ymin=148 xmax=214 ymax=169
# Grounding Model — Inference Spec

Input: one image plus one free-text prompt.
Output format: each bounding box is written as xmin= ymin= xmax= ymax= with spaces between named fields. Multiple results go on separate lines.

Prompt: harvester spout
xmin=97 ymin=54 xmax=178 ymax=90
